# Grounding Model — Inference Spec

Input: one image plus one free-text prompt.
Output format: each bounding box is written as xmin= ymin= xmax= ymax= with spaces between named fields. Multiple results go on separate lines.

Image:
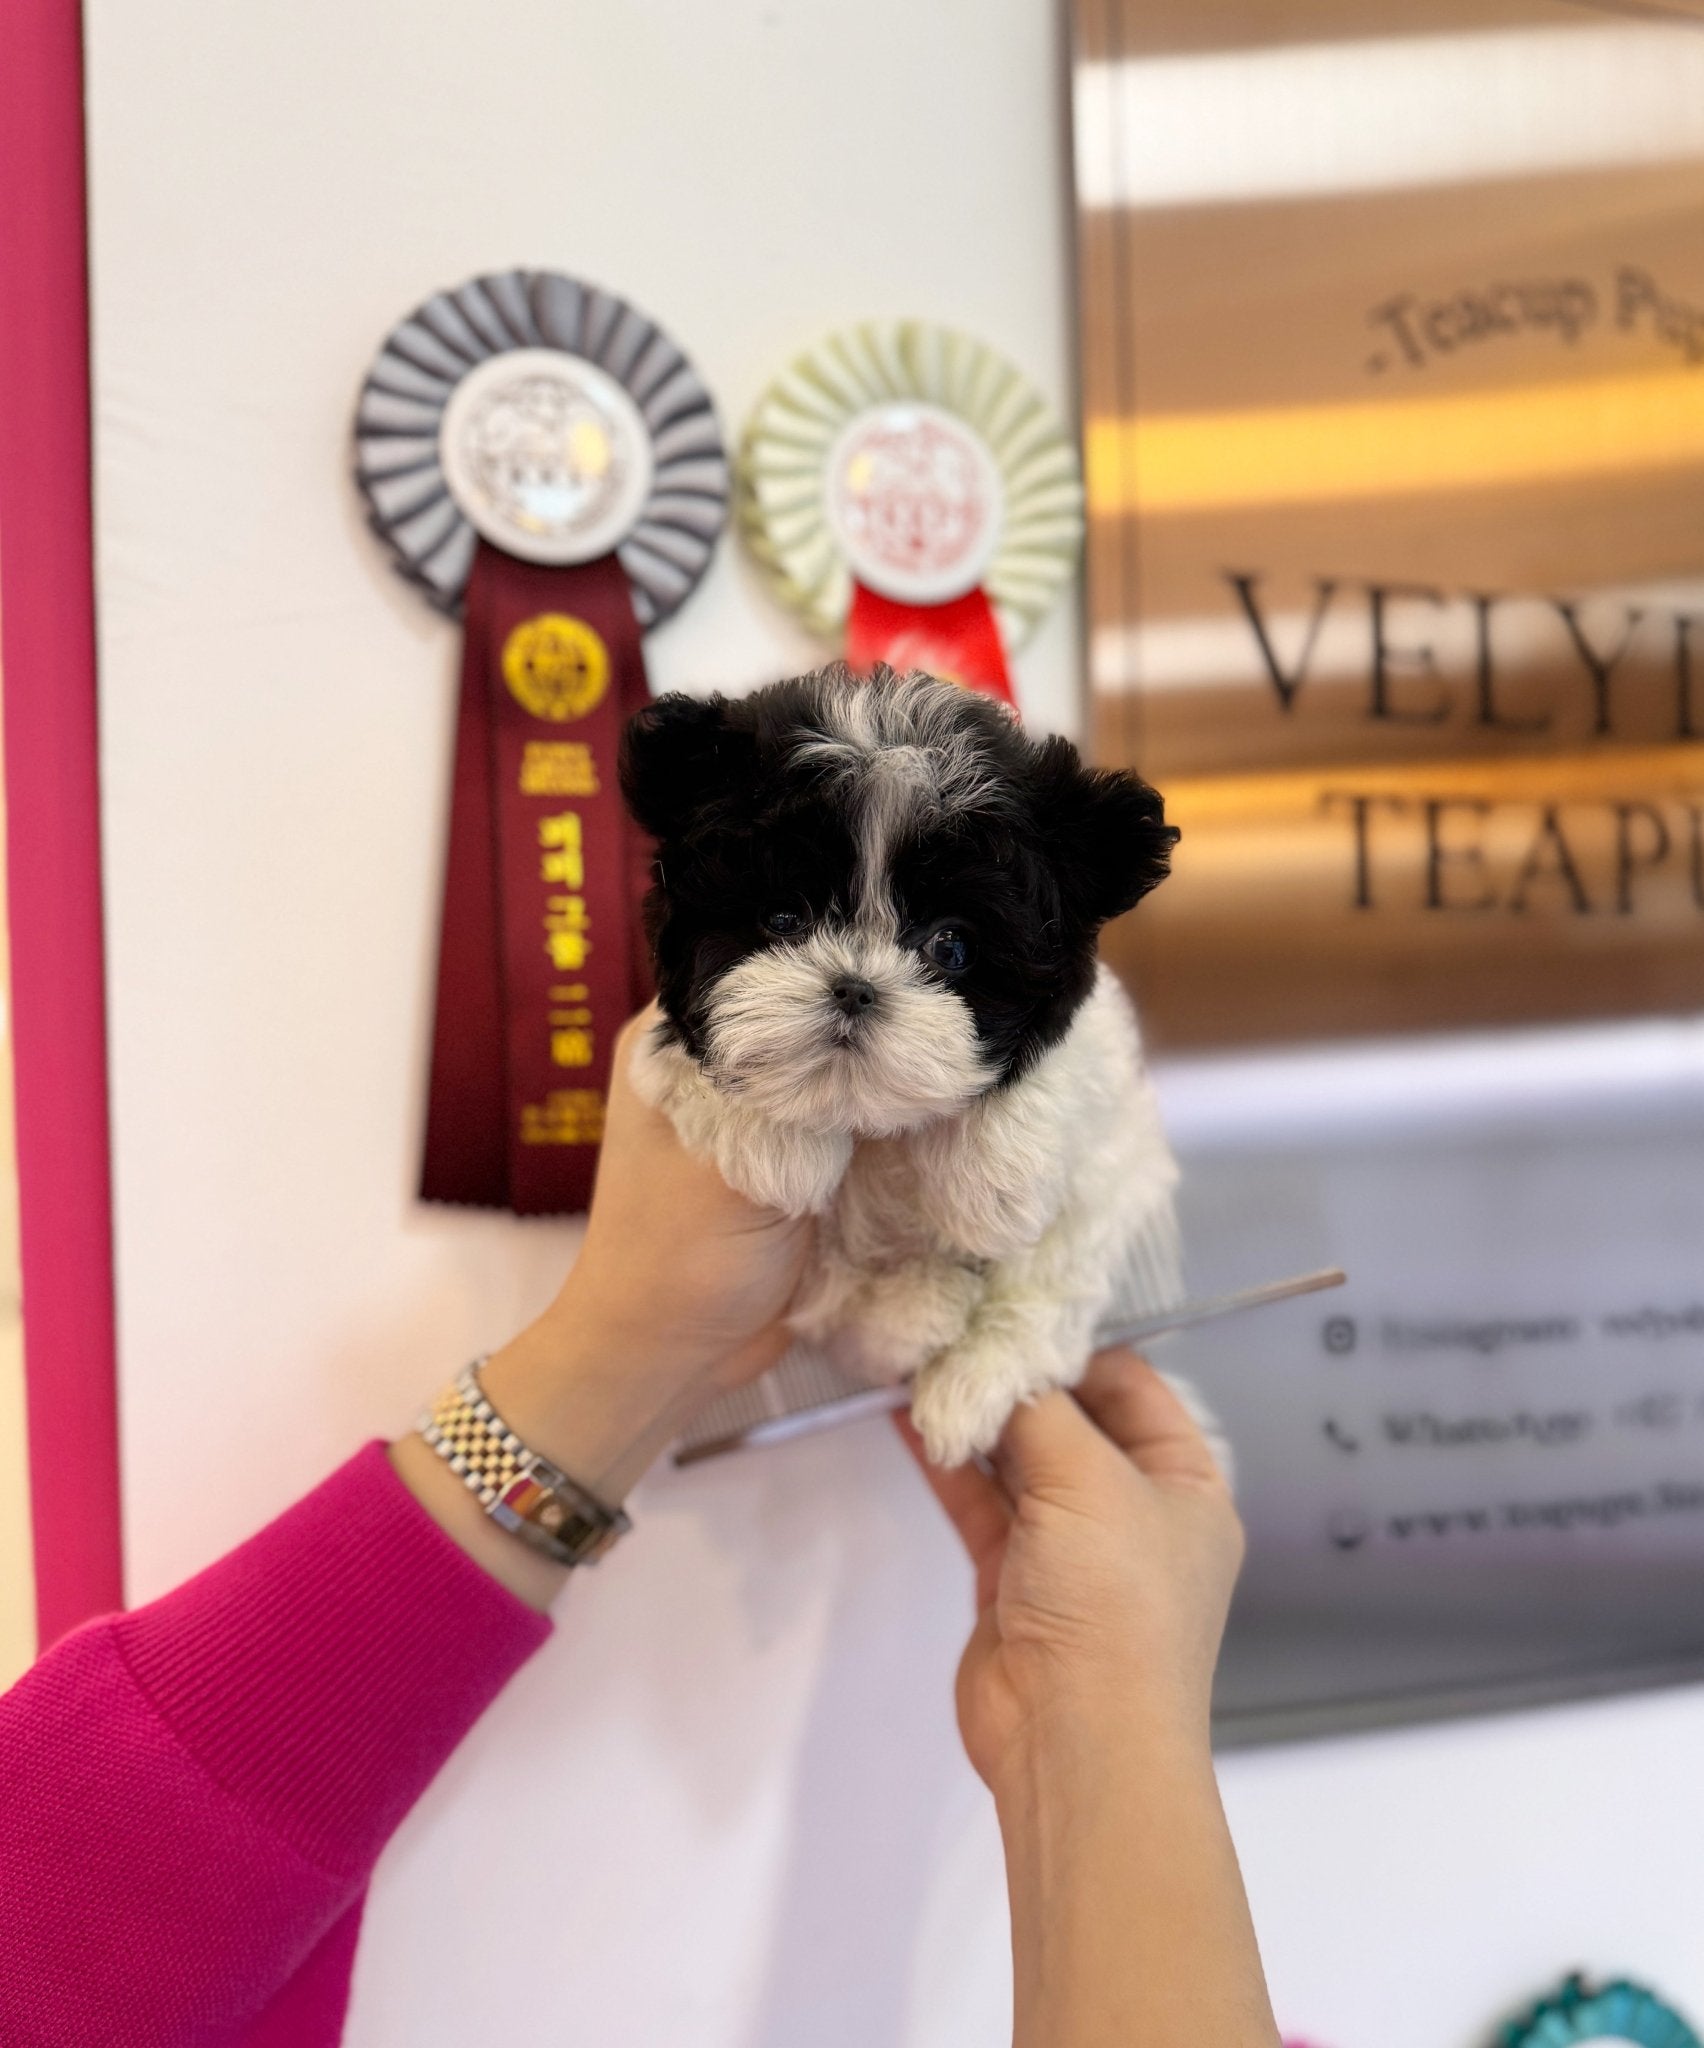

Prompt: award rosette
xmin=737 ymin=320 xmax=1082 ymax=706
xmin=1502 ymin=1976 xmax=1701 ymax=2048
xmin=355 ymin=270 xmax=728 ymax=1215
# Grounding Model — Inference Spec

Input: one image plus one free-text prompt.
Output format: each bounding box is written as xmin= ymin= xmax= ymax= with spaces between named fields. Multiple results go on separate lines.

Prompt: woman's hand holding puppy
xmin=393 ymin=1008 xmax=812 ymax=1607
xmin=902 ymin=1355 xmax=1279 ymax=2048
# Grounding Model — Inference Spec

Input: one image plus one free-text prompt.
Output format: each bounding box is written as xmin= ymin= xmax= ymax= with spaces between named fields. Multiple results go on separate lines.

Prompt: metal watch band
xmin=417 ymin=1358 xmax=631 ymax=1568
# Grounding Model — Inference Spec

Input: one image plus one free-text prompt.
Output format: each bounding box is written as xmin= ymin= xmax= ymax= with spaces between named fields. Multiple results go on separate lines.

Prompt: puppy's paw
xmin=910 ymin=1335 xmax=1063 ymax=1467
xmin=824 ymin=1258 xmax=986 ymax=1386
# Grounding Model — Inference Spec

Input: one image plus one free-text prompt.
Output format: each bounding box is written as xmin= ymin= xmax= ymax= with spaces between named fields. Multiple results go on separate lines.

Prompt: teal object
xmin=1502 ymin=1976 xmax=1701 ymax=2048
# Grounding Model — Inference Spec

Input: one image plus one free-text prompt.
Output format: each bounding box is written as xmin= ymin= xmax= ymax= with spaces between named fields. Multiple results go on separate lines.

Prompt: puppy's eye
xmin=921 ymin=923 xmax=973 ymax=974
xmin=761 ymin=906 xmax=811 ymax=939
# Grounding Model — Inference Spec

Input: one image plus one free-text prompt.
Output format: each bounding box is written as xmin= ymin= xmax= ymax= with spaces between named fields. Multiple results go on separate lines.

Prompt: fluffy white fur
xmin=702 ymin=927 xmax=993 ymax=1137
xmin=633 ymin=963 xmax=1185 ymax=1465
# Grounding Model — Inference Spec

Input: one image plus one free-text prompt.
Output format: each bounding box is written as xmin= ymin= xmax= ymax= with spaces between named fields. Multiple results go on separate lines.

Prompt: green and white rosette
xmin=737 ymin=320 xmax=1082 ymax=703
xmin=1502 ymin=1976 xmax=1702 ymax=2048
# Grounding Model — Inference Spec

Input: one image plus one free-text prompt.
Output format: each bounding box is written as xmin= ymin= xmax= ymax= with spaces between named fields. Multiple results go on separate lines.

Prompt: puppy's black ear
xmin=620 ymin=693 xmax=747 ymax=841
xmin=1032 ymin=736 xmax=1179 ymax=927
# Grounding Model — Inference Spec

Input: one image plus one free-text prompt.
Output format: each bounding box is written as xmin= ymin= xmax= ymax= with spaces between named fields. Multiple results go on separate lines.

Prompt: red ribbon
xmin=845 ymin=580 xmax=1016 ymax=706
xmin=420 ymin=542 xmax=653 ymax=1216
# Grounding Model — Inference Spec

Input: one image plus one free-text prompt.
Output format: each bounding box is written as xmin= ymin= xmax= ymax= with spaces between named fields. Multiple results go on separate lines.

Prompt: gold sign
xmin=1072 ymin=0 xmax=1704 ymax=1045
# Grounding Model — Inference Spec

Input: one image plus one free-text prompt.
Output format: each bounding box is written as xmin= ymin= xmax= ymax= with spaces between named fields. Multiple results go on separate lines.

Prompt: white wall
xmin=83 ymin=4 xmax=1704 ymax=2045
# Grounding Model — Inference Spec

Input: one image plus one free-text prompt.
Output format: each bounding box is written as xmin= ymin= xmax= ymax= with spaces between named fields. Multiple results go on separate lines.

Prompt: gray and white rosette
xmin=354 ymin=270 xmax=728 ymax=624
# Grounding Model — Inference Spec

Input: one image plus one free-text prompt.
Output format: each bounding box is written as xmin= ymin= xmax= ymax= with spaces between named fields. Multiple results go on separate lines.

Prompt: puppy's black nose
xmin=829 ymin=976 xmax=878 ymax=1016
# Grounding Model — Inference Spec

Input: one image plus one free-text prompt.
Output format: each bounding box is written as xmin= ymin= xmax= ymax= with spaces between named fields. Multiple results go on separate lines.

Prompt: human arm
xmin=901 ymin=1350 xmax=1279 ymax=2048
xmin=391 ymin=1006 xmax=810 ymax=1605
xmin=0 ymin=1444 xmax=550 ymax=2048
xmin=0 ymin=1010 xmax=809 ymax=2046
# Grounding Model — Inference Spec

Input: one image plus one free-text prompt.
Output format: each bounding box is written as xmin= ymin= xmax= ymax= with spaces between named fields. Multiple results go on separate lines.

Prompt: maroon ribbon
xmin=420 ymin=542 xmax=653 ymax=1216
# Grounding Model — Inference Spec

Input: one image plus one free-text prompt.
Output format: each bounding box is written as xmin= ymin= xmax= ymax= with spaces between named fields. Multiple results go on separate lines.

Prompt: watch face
xmin=494 ymin=1462 xmax=627 ymax=1565
xmin=438 ymin=348 xmax=655 ymax=566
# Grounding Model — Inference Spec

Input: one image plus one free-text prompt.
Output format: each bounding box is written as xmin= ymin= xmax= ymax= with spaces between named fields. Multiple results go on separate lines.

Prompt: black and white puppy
xmin=620 ymin=664 xmax=1184 ymax=1466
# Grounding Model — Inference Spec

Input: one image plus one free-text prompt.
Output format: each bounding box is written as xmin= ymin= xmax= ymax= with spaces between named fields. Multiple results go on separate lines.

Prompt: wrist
xmin=547 ymin=1267 xmax=728 ymax=1392
xmin=477 ymin=1288 xmax=703 ymax=1504
xmin=995 ymin=1719 xmax=1276 ymax=2048
xmin=390 ymin=1301 xmax=685 ymax=1615
xmin=990 ymin=1692 xmax=1215 ymax=1834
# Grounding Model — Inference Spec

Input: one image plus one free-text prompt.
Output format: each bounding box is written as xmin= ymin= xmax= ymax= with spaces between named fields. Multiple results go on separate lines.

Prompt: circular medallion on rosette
xmin=737 ymin=320 xmax=1083 ymax=706
xmin=1502 ymin=1976 xmax=1701 ymax=2048
xmin=352 ymin=272 xmax=728 ymax=1218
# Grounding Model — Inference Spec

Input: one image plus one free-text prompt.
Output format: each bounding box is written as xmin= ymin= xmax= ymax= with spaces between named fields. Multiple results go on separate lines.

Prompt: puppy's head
xmin=620 ymin=666 xmax=1177 ymax=1137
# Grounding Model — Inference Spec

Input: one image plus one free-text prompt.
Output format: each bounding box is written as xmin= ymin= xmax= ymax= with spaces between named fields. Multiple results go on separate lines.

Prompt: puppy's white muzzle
xmin=702 ymin=927 xmax=991 ymax=1136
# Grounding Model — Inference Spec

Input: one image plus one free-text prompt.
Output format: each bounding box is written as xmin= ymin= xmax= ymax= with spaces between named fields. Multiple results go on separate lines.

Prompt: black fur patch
xmin=620 ymin=666 xmax=1177 ymax=1083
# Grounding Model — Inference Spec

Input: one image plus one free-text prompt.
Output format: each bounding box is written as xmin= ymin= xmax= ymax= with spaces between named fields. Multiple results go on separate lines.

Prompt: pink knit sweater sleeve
xmin=0 ymin=1440 xmax=552 ymax=2047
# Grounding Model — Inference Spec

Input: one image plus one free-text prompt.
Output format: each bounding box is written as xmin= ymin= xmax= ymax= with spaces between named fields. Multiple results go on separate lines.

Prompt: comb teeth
xmin=674 ymin=1347 xmax=903 ymax=1464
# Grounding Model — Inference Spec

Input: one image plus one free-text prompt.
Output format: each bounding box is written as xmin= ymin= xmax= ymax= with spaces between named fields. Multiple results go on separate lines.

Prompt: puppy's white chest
xmin=824 ymin=1134 xmax=970 ymax=1267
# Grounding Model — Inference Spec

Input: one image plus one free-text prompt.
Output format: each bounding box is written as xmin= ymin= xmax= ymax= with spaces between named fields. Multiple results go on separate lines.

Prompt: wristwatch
xmin=417 ymin=1359 xmax=631 ymax=1567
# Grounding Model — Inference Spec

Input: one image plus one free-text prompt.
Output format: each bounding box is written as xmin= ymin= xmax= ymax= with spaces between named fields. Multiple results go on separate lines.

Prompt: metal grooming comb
xmin=672 ymin=1267 xmax=1346 ymax=1465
